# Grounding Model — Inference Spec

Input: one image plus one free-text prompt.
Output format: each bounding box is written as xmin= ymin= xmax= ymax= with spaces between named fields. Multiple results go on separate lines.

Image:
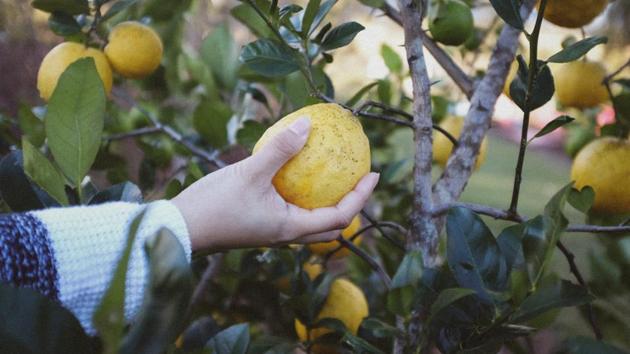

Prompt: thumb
xmin=251 ymin=117 xmax=311 ymax=180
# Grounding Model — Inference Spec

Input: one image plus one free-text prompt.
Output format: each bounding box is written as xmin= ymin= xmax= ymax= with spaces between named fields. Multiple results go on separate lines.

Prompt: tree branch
xmin=112 ymin=90 xmax=227 ymax=169
xmin=382 ymin=3 xmax=475 ymax=99
xmin=556 ymin=241 xmax=603 ymax=340
xmin=106 ymin=126 xmax=162 ymax=140
xmin=432 ymin=0 xmax=536 ymax=213
xmin=324 ymin=221 xmax=407 ymax=260
xmin=432 ymin=201 xmax=630 ymax=234
xmin=336 ymin=236 xmax=392 ymax=288
xmin=398 ymin=0 xmax=439 ymax=265
xmin=187 ymin=253 xmax=224 ymax=315
xmin=360 ymin=210 xmax=406 ymax=250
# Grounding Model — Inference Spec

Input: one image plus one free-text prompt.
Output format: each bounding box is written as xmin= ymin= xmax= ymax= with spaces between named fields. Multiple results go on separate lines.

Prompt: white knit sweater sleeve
xmin=32 ymin=200 xmax=191 ymax=335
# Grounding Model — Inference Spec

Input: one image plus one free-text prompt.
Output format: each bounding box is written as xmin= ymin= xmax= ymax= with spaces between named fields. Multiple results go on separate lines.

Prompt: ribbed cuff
xmin=33 ymin=200 xmax=191 ymax=335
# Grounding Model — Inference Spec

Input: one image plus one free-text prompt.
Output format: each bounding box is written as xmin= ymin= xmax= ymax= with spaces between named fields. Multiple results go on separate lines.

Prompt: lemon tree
xmin=2 ymin=0 xmax=630 ymax=353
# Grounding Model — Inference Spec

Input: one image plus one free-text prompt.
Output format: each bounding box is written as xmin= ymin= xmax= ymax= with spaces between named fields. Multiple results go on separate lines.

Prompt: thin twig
xmin=336 ymin=236 xmax=392 ymax=288
xmin=324 ymin=221 xmax=408 ymax=260
xmin=432 ymin=201 xmax=630 ymax=234
xmin=106 ymin=126 xmax=162 ymax=140
xmin=354 ymin=100 xmax=414 ymax=120
xmin=381 ymin=3 xmax=475 ymax=99
xmin=360 ymin=209 xmax=406 ymax=250
xmin=603 ymin=58 xmax=630 ymax=82
xmin=112 ymin=90 xmax=227 ymax=169
xmin=187 ymin=253 xmax=224 ymax=315
xmin=508 ymin=0 xmax=548 ymax=215
xmin=556 ymin=241 xmax=603 ymax=340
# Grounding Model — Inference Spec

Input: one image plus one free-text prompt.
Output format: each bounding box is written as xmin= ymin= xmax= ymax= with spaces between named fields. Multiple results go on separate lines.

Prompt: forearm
xmin=0 ymin=200 xmax=191 ymax=335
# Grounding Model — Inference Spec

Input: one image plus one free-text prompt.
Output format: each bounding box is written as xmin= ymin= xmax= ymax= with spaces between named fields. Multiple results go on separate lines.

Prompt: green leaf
xmin=547 ymin=36 xmax=608 ymax=63
xmin=489 ymin=0 xmax=523 ymax=30
xmin=301 ymin=0 xmax=321 ymax=36
xmin=201 ymin=24 xmax=239 ymax=89
xmin=497 ymin=223 xmax=526 ymax=270
xmin=321 ymin=22 xmax=365 ymax=51
xmin=510 ymin=57 xmax=555 ymax=111
xmin=240 ymin=39 xmax=300 ymax=77
xmin=358 ymin=0 xmax=385 ymax=8
xmin=88 ymin=182 xmax=142 ymax=204
xmin=377 ymin=79 xmax=392 ymax=105
xmin=231 ymin=4 xmax=273 ymax=38
xmin=428 ymin=287 xmax=477 ymax=322
xmin=567 ymin=186 xmax=594 ymax=214
xmin=101 ymin=0 xmax=137 ymax=22
xmin=193 ymin=99 xmax=232 ymax=148
xmin=120 ymin=229 xmax=193 ymax=354
xmin=446 ymin=207 xmax=510 ymax=299
xmin=309 ymin=0 xmax=336 ymax=36
xmin=512 ymin=280 xmax=594 ymax=323
xmin=93 ymin=209 xmax=148 ymax=354
xmin=387 ymin=251 xmax=422 ymax=316
xmin=381 ymin=44 xmax=403 ymax=74
xmin=562 ymin=336 xmax=629 ymax=354
xmin=22 ymin=139 xmax=69 ymax=205
xmin=45 ymin=58 xmax=106 ymax=187
xmin=529 ymin=115 xmax=574 ymax=143
xmin=359 ymin=318 xmax=404 ymax=339
xmin=0 ymin=284 xmax=94 ymax=354
xmin=342 ymin=332 xmax=386 ymax=354
xmin=18 ymin=104 xmax=45 ymax=147
xmin=48 ymin=11 xmax=81 ymax=36
xmin=0 ymin=151 xmax=48 ymax=211
xmin=345 ymin=82 xmax=378 ymax=106
xmin=391 ymin=250 xmax=423 ymax=288
xmin=31 ymin=0 xmax=90 ymax=15
xmin=236 ymin=120 xmax=266 ymax=150
xmin=206 ymin=323 xmax=250 ymax=354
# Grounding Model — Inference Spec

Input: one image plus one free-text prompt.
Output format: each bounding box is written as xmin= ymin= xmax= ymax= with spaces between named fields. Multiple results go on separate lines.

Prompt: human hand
xmin=171 ymin=117 xmax=379 ymax=251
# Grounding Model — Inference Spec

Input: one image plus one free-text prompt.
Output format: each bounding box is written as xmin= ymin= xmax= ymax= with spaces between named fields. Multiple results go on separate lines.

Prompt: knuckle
xmin=271 ymin=132 xmax=300 ymax=156
xmin=334 ymin=213 xmax=353 ymax=230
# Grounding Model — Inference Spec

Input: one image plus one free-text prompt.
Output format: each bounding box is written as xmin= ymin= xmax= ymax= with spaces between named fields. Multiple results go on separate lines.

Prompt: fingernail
xmin=290 ymin=117 xmax=311 ymax=138
xmin=370 ymin=172 xmax=380 ymax=185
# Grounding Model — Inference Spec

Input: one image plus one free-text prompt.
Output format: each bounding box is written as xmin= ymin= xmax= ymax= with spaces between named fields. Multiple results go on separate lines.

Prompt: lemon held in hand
xmin=295 ymin=278 xmax=368 ymax=352
xmin=542 ymin=0 xmax=608 ymax=28
xmin=309 ymin=215 xmax=362 ymax=258
xmin=37 ymin=42 xmax=113 ymax=102
xmin=571 ymin=137 xmax=630 ymax=214
xmin=433 ymin=116 xmax=488 ymax=170
xmin=105 ymin=21 xmax=163 ymax=79
xmin=253 ymin=103 xmax=371 ymax=209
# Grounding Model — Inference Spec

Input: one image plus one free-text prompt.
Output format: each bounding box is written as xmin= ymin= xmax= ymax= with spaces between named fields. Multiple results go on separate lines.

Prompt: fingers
xmin=287 ymin=172 xmax=379 ymax=237
xmin=250 ymin=117 xmax=311 ymax=181
xmin=293 ymin=230 xmax=340 ymax=244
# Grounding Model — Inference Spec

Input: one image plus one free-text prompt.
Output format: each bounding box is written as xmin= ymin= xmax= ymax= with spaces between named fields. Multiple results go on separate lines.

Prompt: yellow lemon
xmin=253 ymin=103 xmax=371 ymax=209
xmin=104 ymin=21 xmax=163 ymax=79
xmin=309 ymin=215 xmax=362 ymax=259
xmin=554 ymin=61 xmax=608 ymax=109
xmin=542 ymin=0 xmax=608 ymax=28
xmin=295 ymin=278 xmax=368 ymax=352
xmin=571 ymin=137 xmax=630 ymax=214
xmin=37 ymin=42 xmax=113 ymax=101
xmin=433 ymin=116 xmax=488 ymax=170
xmin=503 ymin=60 xmax=519 ymax=99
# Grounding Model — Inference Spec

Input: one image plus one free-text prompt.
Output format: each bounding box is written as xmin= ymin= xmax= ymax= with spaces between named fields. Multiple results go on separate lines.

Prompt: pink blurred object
xmin=596 ymin=105 xmax=615 ymax=126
